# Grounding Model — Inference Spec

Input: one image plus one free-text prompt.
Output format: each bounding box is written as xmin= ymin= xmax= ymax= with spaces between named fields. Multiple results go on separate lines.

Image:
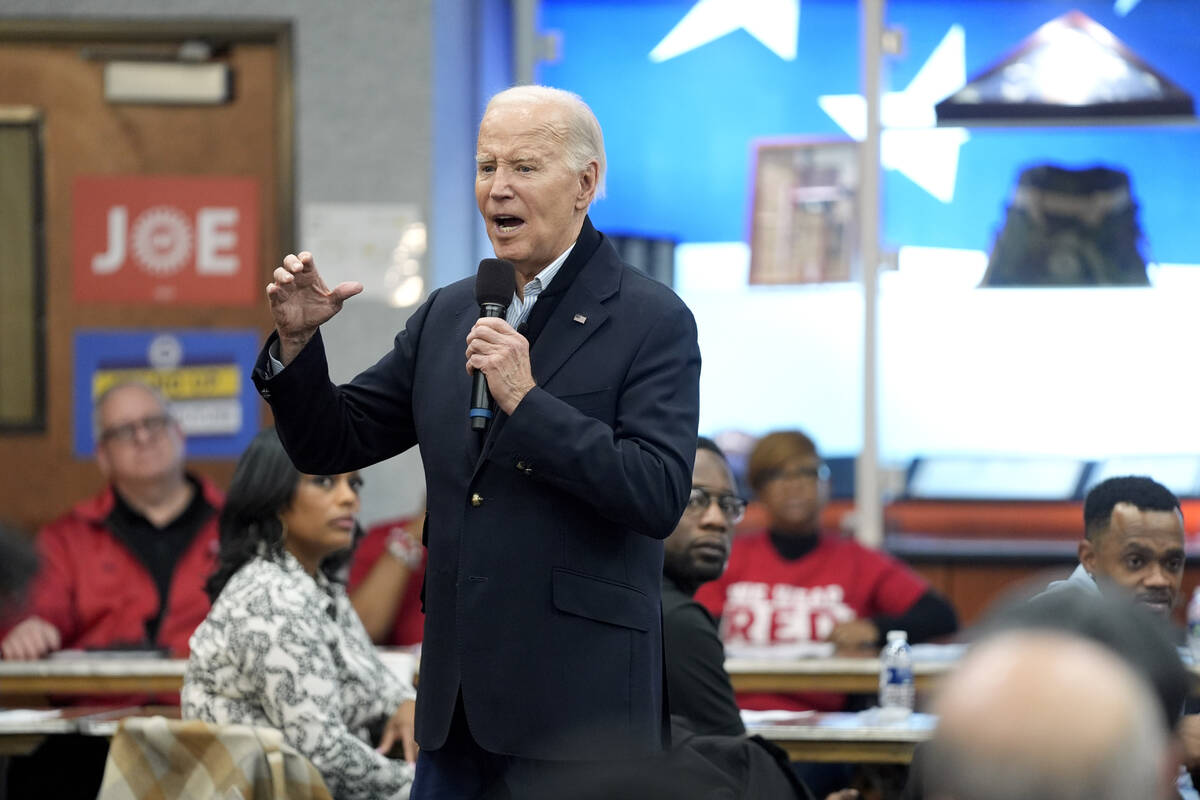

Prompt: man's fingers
xmin=3 ymin=630 xmax=44 ymax=660
xmin=28 ymin=622 xmax=53 ymax=652
xmin=465 ymin=354 xmax=487 ymax=376
xmin=331 ymin=281 xmax=364 ymax=303
xmin=283 ymin=252 xmax=315 ymax=274
xmin=471 ymin=317 xmax=518 ymax=336
xmin=42 ymin=623 xmax=61 ymax=652
xmin=22 ymin=621 xmax=58 ymax=658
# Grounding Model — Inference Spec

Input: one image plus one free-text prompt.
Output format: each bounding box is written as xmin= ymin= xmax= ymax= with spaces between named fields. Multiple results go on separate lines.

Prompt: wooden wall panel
xmin=899 ymin=558 xmax=1200 ymax=629
xmin=0 ymin=25 xmax=289 ymax=532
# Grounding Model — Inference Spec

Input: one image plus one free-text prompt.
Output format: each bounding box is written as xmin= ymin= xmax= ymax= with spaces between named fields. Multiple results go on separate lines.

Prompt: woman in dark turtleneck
xmin=694 ymin=429 xmax=958 ymax=713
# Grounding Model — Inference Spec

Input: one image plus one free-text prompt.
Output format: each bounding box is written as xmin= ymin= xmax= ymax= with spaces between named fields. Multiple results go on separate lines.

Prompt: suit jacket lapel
xmin=472 ymin=232 xmax=622 ymax=471
xmin=528 ymin=279 xmax=610 ymax=388
xmin=529 ymin=231 xmax=621 ymax=387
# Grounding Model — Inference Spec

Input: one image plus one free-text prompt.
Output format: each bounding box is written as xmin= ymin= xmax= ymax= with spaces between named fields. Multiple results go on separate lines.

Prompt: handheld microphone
xmin=470 ymin=258 xmax=516 ymax=431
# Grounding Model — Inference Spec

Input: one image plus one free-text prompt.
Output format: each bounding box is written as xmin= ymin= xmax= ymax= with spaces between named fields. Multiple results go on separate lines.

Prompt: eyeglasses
xmin=686 ymin=487 xmax=747 ymax=524
xmin=761 ymin=464 xmax=830 ymax=484
xmin=99 ymin=414 xmax=173 ymax=444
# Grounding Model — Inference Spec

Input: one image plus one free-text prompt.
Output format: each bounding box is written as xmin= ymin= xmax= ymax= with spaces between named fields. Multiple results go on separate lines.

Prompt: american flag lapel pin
xmin=573 ymin=313 xmax=587 ymax=324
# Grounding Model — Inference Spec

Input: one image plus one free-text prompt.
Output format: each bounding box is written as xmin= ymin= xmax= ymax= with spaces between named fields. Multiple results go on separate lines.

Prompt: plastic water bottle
xmin=1187 ymin=588 xmax=1200 ymax=664
xmin=878 ymin=629 xmax=915 ymax=721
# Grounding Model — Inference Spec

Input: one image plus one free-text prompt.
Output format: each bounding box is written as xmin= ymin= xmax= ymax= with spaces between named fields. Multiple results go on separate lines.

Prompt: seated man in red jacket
xmin=1 ymin=380 xmax=221 ymax=661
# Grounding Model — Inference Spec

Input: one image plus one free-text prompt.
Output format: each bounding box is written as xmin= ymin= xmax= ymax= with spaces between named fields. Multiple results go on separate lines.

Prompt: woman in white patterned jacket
xmin=183 ymin=429 xmax=416 ymax=800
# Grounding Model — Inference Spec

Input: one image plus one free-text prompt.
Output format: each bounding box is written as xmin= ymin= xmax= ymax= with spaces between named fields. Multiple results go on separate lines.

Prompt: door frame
xmin=0 ymin=16 xmax=295 ymax=267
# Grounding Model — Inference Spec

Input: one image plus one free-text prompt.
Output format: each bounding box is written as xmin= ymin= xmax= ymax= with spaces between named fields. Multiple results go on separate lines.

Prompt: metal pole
xmin=512 ymin=0 xmax=539 ymax=85
xmin=856 ymin=0 xmax=884 ymax=549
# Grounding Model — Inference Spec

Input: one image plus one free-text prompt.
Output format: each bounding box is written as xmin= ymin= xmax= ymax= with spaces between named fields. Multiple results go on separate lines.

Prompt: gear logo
xmin=130 ymin=206 xmax=193 ymax=275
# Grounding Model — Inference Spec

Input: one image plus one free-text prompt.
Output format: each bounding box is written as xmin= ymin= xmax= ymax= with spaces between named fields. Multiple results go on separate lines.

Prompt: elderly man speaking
xmin=253 ymin=86 xmax=701 ymax=798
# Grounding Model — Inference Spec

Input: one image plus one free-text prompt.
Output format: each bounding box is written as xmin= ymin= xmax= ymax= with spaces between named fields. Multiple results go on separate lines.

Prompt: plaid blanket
xmin=97 ymin=715 xmax=333 ymax=800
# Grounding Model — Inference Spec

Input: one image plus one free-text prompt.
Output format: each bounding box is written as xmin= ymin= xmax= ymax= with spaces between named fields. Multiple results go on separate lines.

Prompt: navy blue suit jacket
xmin=253 ymin=220 xmax=701 ymax=760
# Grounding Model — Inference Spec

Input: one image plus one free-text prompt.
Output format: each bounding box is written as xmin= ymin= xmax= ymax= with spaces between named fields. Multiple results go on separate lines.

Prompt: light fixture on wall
xmin=84 ymin=40 xmax=232 ymax=105
xmin=935 ymin=10 xmax=1195 ymax=125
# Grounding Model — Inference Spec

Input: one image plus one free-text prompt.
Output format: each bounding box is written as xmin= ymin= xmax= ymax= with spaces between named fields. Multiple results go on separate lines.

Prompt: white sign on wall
xmin=301 ymin=203 xmax=426 ymax=308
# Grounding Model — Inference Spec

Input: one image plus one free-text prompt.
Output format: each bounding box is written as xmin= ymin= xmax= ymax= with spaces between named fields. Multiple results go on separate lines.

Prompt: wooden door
xmin=0 ymin=20 xmax=292 ymax=532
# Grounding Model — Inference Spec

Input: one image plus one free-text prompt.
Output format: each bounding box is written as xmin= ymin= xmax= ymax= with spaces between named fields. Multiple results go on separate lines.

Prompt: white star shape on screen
xmin=818 ymin=25 xmax=969 ymax=203
xmin=649 ymin=0 xmax=800 ymax=63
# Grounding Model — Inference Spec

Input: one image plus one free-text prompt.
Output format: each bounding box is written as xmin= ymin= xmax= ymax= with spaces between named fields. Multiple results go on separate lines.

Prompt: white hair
xmin=92 ymin=380 xmax=171 ymax=441
xmin=484 ymin=85 xmax=607 ymax=199
xmin=927 ymin=631 xmax=1168 ymax=800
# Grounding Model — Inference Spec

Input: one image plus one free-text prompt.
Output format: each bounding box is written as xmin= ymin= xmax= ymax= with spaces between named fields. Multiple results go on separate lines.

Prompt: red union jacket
xmin=3 ymin=477 xmax=222 ymax=658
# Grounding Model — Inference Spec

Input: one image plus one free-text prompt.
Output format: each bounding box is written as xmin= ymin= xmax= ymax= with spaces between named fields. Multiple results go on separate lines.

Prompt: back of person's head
xmin=973 ymin=587 xmax=1189 ymax=733
xmin=1084 ymin=475 xmax=1180 ymax=540
xmin=745 ymin=429 xmax=819 ymax=494
xmin=205 ymin=428 xmax=356 ymax=601
xmin=926 ymin=629 xmax=1170 ymax=800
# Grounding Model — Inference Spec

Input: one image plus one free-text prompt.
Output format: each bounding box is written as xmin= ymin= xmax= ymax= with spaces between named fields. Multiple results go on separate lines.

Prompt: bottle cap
xmin=886 ymin=630 xmax=907 ymax=642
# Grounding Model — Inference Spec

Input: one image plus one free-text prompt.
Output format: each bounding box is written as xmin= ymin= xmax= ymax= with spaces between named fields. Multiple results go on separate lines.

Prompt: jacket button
xmin=260 ymin=388 xmax=271 ymax=399
xmin=470 ymin=493 xmax=482 ymax=507
xmin=515 ymin=460 xmax=526 ymax=470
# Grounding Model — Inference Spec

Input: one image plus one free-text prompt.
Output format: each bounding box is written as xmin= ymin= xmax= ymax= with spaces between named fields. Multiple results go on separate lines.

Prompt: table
xmin=0 ymin=706 xmax=147 ymax=756
xmin=0 ymin=648 xmax=418 ymax=698
xmin=746 ymin=711 xmax=936 ymax=764
xmin=0 ymin=656 xmax=186 ymax=696
xmin=2 ymin=647 xmax=1192 ymax=700
xmin=728 ymin=646 xmax=1200 ymax=695
xmin=2 ymin=653 xmax=935 ymax=698
xmin=725 ymin=652 xmax=957 ymax=694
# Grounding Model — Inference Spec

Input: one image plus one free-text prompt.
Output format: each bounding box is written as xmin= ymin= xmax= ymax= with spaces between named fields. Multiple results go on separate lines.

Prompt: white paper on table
xmin=909 ymin=643 xmax=968 ymax=662
xmin=0 ymin=709 xmax=62 ymax=723
xmin=740 ymin=709 xmax=816 ymax=725
xmin=725 ymin=642 xmax=836 ymax=660
xmin=853 ymin=708 xmax=939 ymax=730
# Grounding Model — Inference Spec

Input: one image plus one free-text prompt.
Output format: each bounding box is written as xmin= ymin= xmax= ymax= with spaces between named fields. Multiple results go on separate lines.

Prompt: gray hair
xmin=484 ymin=85 xmax=607 ymax=199
xmin=926 ymin=631 xmax=1167 ymax=800
xmin=92 ymin=380 xmax=172 ymax=441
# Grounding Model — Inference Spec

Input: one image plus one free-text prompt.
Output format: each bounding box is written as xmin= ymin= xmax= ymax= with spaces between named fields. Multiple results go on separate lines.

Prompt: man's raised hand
xmin=267 ymin=251 xmax=363 ymax=365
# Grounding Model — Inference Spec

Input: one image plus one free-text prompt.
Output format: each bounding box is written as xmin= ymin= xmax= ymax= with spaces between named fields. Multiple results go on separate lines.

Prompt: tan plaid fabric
xmin=97 ymin=715 xmax=333 ymax=800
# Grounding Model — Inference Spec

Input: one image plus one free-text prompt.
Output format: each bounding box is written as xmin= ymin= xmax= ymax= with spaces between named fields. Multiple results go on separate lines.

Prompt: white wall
xmin=679 ymin=243 xmax=1200 ymax=463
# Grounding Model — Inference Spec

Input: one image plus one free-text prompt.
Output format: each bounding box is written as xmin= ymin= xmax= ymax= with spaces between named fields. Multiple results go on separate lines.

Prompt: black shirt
xmin=106 ymin=475 xmax=215 ymax=645
xmin=662 ymin=574 xmax=746 ymax=737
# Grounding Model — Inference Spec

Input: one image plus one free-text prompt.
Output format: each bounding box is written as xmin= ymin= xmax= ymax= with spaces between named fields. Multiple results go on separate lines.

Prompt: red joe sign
xmin=73 ymin=176 xmax=261 ymax=305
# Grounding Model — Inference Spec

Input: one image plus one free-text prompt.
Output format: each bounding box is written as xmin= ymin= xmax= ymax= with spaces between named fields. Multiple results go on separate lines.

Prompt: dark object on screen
xmin=980 ymin=164 xmax=1149 ymax=287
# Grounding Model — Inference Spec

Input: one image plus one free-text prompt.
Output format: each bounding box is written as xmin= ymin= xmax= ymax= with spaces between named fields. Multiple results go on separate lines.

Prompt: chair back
xmin=97 ymin=715 xmax=332 ymax=800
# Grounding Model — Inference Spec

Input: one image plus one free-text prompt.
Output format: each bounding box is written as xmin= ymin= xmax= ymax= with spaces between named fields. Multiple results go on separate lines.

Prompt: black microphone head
xmin=475 ymin=259 xmax=516 ymax=308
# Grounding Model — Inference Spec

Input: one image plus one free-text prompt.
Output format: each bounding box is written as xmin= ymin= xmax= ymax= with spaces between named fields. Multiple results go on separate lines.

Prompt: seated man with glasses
xmin=662 ymin=437 xmax=748 ymax=737
xmin=695 ymin=429 xmax=957 ymax=714
xmin=1 ymin=381 xmax=221 ymax=663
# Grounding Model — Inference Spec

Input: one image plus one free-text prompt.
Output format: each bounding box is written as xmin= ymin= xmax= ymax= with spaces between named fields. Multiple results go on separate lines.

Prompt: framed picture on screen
xmin=749 ymin=138 xmax=860 ymax=285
